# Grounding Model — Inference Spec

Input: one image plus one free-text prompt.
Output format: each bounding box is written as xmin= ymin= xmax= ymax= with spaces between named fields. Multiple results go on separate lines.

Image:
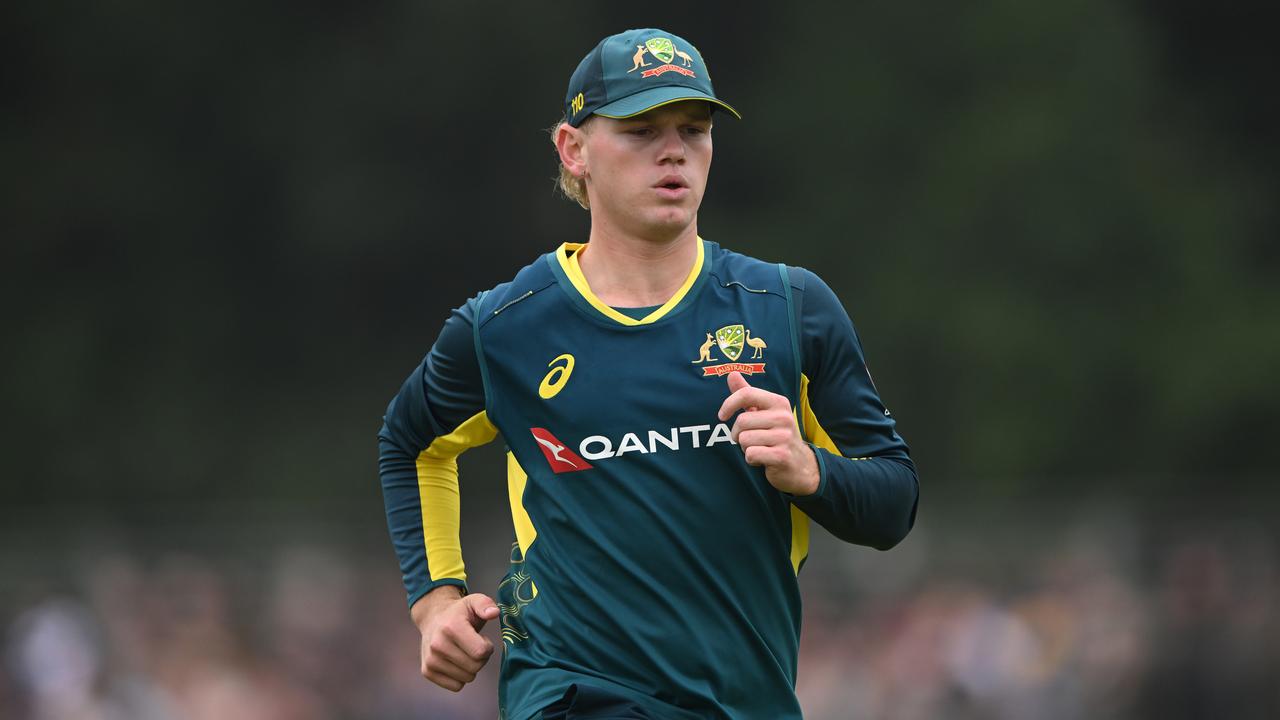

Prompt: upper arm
xmin=791 ymin=267 xmax=910 ymax=461
xmin=380 ymin=297 xmax=488 ymax=452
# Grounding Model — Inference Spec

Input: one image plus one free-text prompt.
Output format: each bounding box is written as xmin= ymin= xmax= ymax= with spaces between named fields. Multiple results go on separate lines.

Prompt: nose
xmin=656 ymin=126 xmax=685 ymax=164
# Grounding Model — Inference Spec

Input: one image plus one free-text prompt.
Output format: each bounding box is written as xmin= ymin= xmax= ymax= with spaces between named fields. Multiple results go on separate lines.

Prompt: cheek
xmin=591 ymin=146 xmax=635 ymax=182
xmin=692 ymin=160 xmax=712 ymax=193
xmin=586 ymin=151 xmax=621 ymax=189
xmin=690 ymin=144 xmax=712 ymax=180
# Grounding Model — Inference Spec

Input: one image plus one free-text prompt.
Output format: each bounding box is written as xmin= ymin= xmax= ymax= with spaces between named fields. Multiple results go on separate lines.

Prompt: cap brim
xmin=593 ymin=86 xmax=741 ymax=121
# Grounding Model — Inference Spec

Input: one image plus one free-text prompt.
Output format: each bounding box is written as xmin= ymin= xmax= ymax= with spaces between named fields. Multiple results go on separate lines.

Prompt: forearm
xmin=380 ymin=436 xmax=468 ymax=607
xmin=379 ymin=300 xmax=490 ymax=608
xmin=791 ymin=448 xmax=918 ymax=551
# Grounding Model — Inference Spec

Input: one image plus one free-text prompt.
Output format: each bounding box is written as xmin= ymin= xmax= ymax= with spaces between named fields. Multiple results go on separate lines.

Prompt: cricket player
xmin=378 ymin=28 xmax=919 ymax=719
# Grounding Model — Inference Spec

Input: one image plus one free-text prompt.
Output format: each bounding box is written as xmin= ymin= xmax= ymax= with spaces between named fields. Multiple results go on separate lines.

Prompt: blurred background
xmin=3 ymin=2 xmax=1278 ymax=719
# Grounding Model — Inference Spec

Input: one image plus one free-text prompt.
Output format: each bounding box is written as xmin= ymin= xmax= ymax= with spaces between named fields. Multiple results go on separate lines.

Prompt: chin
xmin=650 ymin=201 xmax=698 ymax=224
xmin=641 ymin=210 xmax=694 ymax=235
xmin=610 ymin=196 xmax=698 ymax=237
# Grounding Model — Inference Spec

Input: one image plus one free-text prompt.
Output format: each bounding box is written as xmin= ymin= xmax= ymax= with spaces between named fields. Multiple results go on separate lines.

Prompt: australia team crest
xmin=716 ymin=324 xmax=744 ymax=361
xmin=627 ymin=37 xmax=698 ymax=78
xmin=693 ymin=324 xmax=767 ymax=376
xmin=646 ymin=37 xmax=676 ymax=64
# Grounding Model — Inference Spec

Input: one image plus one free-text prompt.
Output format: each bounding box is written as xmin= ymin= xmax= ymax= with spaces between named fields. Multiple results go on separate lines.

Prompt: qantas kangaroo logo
xmin=530 ymin=428 xmax=593 ymax=474
xmin=535 ymin=435 xmax=577 ymax=467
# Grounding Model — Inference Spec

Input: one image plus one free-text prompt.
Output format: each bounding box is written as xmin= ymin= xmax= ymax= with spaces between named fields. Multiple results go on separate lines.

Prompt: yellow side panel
xmin=506 ymin=452 xmax=538 ymax=558
xmin=799 ymin=373 xmax=840 ymax=455
xmin=789 ymin=504 xmax=810 ymax=575
xmin=789 ymin=373 xmax=841 ymax=576
xmin=416 ymin=411 xmax=498 ymax=583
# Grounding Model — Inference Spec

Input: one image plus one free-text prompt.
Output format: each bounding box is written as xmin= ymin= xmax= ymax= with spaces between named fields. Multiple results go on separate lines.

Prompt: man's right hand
xmin=411 ymin=585 xmax=500 ymax=692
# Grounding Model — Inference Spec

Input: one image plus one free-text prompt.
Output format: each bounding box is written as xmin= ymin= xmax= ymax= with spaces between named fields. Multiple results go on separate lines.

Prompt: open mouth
xmin=655 ymin=176 xmax=689 ymax=192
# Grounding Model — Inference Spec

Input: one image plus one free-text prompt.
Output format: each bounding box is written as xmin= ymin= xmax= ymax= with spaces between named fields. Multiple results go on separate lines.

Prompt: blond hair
xmin=549 ymin=116 xmax=591 ymax=210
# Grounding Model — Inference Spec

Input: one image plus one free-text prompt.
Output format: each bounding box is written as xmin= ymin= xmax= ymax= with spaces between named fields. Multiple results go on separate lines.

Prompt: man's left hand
xmin=717 ymin=371 xmax=820 ymax=496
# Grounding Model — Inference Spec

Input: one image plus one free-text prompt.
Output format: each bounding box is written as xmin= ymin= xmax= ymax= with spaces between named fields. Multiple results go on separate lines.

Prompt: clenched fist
xmin=411 ymin=586 xmax=500 ymax=692
xmin=717 ymin=371 xmax=821 ymax=496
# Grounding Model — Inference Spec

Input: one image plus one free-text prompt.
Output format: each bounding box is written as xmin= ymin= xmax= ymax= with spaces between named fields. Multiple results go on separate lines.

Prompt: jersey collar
xmin=547 ymin=238 xmax=710 ymax=327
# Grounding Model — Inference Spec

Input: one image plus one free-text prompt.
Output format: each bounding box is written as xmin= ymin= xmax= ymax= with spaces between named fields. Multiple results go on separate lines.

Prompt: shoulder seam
xmin=475 ymin=279 xmax=557 ymax=330
xmin=779 ymin=264 xmax=804 ymax=408
xmin=471 ymin=291 xmax=494 ymax=414
xmin=786 ymin=265 xmax=809 ymax=292
xmin=787 ymin=266 xmax=810 ymax=380
xmin=707 ymin=269 xmax=788 ymax=299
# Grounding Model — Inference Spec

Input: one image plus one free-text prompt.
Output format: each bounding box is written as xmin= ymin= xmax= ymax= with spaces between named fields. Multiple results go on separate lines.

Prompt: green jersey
xmin=379 ymin=239 xmax=918 ymax=719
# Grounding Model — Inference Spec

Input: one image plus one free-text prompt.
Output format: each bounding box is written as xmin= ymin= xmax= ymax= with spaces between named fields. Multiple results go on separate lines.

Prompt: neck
xmin=578 ymin=220 xmax=700 ymax=308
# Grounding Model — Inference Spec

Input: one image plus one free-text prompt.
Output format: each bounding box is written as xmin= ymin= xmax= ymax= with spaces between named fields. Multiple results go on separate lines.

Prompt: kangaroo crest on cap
xmin=627 ymin=37 xmax=697 ymax=78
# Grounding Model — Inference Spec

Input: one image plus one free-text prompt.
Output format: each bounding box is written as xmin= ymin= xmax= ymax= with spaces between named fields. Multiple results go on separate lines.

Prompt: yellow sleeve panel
xmin=415 ymin=410 xmax=498 ymax=583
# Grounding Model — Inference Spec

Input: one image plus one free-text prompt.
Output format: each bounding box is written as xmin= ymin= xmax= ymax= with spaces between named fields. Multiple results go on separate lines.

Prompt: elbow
xmin=836 ymin=522 xmax=909 ymax=551
xmin=869 ymin=524 xmax=910 ymax=551
xmin=870 ymin=471 xmax=919 ymax=551
xmin=807 ymin=457 xmax=920 ymax=551
xmin=867 ymin=521 xmax=909 ymax=551
xmin=870 ymin=539 xmax=901 ymax=552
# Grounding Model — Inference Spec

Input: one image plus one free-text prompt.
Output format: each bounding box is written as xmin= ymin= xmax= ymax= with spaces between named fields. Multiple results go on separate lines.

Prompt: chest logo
xmin=530 ymin=428 xmax=593 ymax=473
xmin=692 ymin=325 xmax=767 ymax=377
xmin=538 ymin=353 xmax=575 ymax=399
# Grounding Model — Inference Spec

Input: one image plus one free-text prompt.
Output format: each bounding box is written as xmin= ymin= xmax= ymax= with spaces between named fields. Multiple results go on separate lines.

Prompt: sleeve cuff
xmin=784 ymin=443 xmax=829 ymax=502
xmin=407 ymin=577 xmax=469 ymax=609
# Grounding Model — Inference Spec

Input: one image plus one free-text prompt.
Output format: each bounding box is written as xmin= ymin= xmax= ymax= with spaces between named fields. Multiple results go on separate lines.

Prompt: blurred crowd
xmin=2 ymin=516 xmax=1276 ymax=720
xmin=795 ymin=525 xmax=1279 ymax=720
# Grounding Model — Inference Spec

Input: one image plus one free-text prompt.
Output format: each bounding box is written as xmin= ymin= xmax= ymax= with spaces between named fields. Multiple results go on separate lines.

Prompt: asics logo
xmin=538 ymin=354 xmax=575 ymax=400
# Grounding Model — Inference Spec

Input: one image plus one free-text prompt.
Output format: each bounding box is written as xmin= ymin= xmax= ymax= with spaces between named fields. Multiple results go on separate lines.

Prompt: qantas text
xmin=578 ymin=423 xmax=737 ymax=461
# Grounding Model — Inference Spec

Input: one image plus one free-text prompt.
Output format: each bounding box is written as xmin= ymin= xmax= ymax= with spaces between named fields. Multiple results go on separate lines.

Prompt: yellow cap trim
xmin=594 ymin=96 xmax=742 ymax=121
xmin=415 ymin=410 xmax=498 ymax=583
xmin=555 ymin=239 xmax=705 ymax=326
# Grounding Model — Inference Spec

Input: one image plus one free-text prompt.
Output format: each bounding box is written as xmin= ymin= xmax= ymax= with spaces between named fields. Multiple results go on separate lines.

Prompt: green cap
xmin=564 ymin=28 xmax=741 ymax=127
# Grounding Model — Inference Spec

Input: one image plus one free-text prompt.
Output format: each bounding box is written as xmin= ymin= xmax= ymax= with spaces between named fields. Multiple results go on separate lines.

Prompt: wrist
xmin=788 ymin=443 xmax=822 ymax=497
xmin=796 ymin=448 xmax=821 ymax=496
xmin=411 ymin=584 xmax=465 ymax=629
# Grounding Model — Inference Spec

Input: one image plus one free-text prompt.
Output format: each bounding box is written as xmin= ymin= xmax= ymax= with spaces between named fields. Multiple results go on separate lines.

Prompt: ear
xmin=555 ymin=122 xmax=588 ymax=179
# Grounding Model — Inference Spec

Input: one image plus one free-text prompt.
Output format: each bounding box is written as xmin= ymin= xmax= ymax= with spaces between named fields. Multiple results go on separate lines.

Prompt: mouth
xmin=654 ymin=175 xmax=688 ymax=191
xmin=653 ymin=175 xmax=690 ymax=199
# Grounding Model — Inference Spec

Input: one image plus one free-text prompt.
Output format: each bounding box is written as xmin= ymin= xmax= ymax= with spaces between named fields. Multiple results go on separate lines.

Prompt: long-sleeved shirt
xmin=379 ymin=239 xmax=918 ymax=720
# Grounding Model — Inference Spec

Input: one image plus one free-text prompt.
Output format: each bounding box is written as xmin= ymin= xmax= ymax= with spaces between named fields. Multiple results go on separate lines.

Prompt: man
xmin=378 ymin=28 xmax=919 ymax=720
